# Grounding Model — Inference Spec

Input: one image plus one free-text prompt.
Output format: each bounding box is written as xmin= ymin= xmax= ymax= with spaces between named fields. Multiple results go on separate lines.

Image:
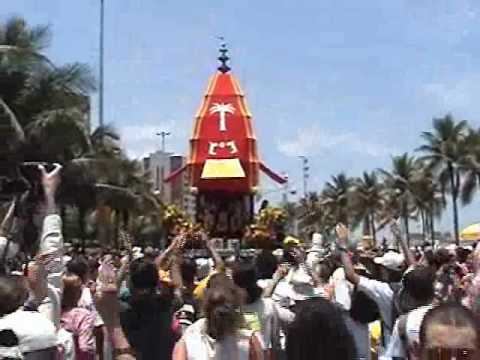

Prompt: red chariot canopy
xmin=165 ymin=48 xmax=286 ymax=192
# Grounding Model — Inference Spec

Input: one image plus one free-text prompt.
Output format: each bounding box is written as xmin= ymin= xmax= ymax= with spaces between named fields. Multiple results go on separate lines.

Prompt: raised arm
xmin=37 ymin=164 xmax=64 ymax=279
xmin=170 ymin=253 xmax=184 ymax=291
xmin=0 ymin=200 xmax=16 ymax=237
xmin=204 ymin=233 xmax=225 ymax=272
xmin=391 ymin=220 xmax=416 ymax=267
xmin=263 ymin=263 xmax=289 ymax=298
xmin=335 ymin=224 xmax=360 ymax=286
xmin=35 ymin=164 xmax=65 ymax=328
xmin=0 ymin=200 xmax=20 ymax=262
xmin=95 ymin=274 xmax=136 ymax=360
xmin=155 ymin=234 xmax=185 ymax=270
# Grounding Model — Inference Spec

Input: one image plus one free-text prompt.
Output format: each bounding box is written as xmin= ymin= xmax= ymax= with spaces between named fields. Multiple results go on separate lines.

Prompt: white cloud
xmin=277 ymin=124 xmax=396 ymax=158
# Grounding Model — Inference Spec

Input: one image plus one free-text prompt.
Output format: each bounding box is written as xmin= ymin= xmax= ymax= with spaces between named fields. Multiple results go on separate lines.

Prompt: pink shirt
xmin=61 ymin=308 xmax=96 ymax=360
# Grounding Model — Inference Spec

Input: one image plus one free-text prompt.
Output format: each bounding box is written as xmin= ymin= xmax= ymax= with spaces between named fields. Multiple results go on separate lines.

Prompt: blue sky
xmin=4 ymin=0 xmax=480 ymax=233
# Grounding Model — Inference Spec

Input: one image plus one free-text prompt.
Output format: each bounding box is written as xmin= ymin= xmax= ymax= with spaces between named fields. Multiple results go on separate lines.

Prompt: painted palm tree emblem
xmin=209 ymin=103 xmax=235 ymax=132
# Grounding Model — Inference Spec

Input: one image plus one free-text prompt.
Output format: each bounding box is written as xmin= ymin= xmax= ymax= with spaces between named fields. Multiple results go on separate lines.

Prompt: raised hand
xmin=95 ymin=277 xmax=120 ymax=328
xmin=335 ymin=223 xmax=349 ymax=246
xmin=273 ymin=263 xmax=290 ymax=282
xmin=172 ymin=233 xmax=187 ymax=251
xmin=0 ymin=200 xmax=16 ymax=237
xmin=27 ymin=259 xmax=48 ymax=303
xmin=38 ymin=163 xmax=62 ymax=198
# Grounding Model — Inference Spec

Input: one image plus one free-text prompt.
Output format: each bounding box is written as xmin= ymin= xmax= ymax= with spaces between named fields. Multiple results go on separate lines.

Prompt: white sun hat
xmin=373 ymin=251 xmax=405 ymax=272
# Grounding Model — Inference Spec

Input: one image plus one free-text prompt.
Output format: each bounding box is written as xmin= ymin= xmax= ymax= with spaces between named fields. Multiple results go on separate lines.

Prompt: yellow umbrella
xmin=460 ymin=223 xmax=480 ymax=241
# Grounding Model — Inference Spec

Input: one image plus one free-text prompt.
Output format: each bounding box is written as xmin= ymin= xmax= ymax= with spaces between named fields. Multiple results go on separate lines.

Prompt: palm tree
xmin=90 ymin=124 xmax=121 ymax=157
xmin=0 ymin=17 xmax=163 ymax=249
xmin=0 ymin=17 xmax=51 ymax=64
xmin=0 ymin=17 xmax=97 ymax=243
xmin=380 ymin=153 xmax=419 ymax=245
xmin=409 ymin=163 xmax=445 ymax=242
xmin=320 ymin=173 xmax=354 ymax=226
xmin=351 ymin=171 xmax=384 ymax=242
xmin=418 ymin=115 xmax=469 ymax=244
xmin=0 ymin=16 xmax=95 ymax=165
xmin=298 ymin=192 xmax=321 ymax=233
xmin=460 ymin=127 xmax=480 ymax=207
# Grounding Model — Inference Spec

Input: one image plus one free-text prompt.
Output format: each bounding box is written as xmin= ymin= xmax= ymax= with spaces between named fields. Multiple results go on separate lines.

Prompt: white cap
xmin=283 ymin=267 xmax=322 ymax=302
xmin=374 ymin=251 xmax=405 ymax=271
xmin=272 ymin=248 xmax=284 ymax=259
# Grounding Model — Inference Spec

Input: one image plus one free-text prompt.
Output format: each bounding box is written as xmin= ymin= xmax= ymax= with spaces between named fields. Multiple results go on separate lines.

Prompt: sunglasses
xmin=426 ymin=348 xmax=477 ymax=360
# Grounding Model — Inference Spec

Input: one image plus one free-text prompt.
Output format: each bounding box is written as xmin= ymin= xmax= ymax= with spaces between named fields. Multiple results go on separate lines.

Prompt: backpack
xmin=349 ymin=288 xmax=381 ymax=324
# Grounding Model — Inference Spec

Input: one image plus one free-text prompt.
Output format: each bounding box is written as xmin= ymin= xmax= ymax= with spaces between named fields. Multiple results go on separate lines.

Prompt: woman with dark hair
xmin=173 ymin=274 xmax=264 ymax=360
xmin=415 ymin=302 xmax=479 ymax=360
xmin=119 ymin=257 xmax=176 ymax=360
xmin=232 ymin=260 xmax=281 ymax=360
xmin=255 ymin=251 xmax=278 ymax=281
xmin=286 ymin=298 xmax=357 ymax=360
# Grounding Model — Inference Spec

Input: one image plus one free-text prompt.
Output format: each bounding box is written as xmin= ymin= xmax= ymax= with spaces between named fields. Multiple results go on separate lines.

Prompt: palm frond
xmin=0 ymin=97 xmax=24 ymax=147
xmin=461 ymin=172 xmax=478 ymax=206
xmin=2 ymin=17 xmax=51 ymax=51
xmin=24 ymin=108 xmax=91 ymax=161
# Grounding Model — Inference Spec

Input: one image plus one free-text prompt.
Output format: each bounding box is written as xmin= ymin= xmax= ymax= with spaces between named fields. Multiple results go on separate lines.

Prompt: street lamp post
xmin=299 ymin=156 xmax=309 ymax=198
xmin=156 ymin=131 xmax=171 ymax=153
xmin=99 ymin=0 xmax=105 ymax=129
xmin=156 ymin=131 xmax=171 ymax=201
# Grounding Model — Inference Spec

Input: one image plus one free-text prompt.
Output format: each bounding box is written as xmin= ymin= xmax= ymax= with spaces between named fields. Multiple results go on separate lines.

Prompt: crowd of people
xmin=0 ymin=164 xmax=479 ymax=360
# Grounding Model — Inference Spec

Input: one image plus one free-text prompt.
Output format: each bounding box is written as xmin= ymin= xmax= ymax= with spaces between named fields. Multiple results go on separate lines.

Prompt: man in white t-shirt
xmin=335 ymin=224 xmax=407 ymax=351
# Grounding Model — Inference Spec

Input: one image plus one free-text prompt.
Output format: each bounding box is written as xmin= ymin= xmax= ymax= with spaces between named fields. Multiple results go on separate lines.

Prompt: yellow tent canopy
xmin=460 ymin=223 xmax=480 ymax=242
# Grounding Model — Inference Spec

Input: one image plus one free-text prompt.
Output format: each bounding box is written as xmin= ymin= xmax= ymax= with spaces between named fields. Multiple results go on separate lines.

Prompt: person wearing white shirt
xmin=335 ymin=224 xmax=408 ymax=354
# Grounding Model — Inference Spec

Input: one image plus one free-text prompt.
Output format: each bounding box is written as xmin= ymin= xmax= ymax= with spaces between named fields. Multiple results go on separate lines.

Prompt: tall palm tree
xmin=379 ymin=153 xmax=419 ymax=245
xmin=321 ymin=173 xmax=354 ymax=226
xmin=418 ymin=115 xmax=469 ymax=244
xmin=351 ymin=171 xmax=384 ymax=242
xmin=460 ymin=127 xmax=480 ymax=207
xmin=90 ymin=124 xmax=121 ymax=157
xmin=409 ymin=162 xmax=445 ymax=242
